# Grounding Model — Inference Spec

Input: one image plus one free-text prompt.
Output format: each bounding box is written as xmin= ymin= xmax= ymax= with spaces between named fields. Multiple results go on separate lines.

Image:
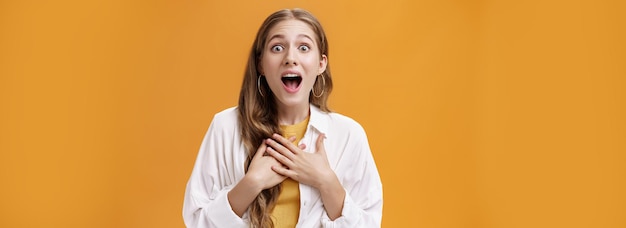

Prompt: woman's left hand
xmin=265 ymin=133 xmax=335 ymax=189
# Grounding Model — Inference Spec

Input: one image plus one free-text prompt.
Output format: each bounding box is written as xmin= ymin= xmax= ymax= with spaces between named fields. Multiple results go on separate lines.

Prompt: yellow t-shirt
xmin=272 ymin=116 xmax=309 ymax=227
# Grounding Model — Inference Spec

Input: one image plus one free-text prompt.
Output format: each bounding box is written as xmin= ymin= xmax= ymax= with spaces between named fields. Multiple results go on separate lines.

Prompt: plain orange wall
xmin=1 ymin=0 xmax=624 ymax=227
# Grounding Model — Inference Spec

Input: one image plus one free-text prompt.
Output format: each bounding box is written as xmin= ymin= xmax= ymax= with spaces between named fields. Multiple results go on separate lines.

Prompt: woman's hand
xmin=265 ymin=133 xmax=335 ymax=189
xmin=246 ymin=141 xmax=288 ymax=190
xmin=228 ymin=137 xmax=301 ymax=217
xmin=265 ymin=133 xmax=346 ymax=220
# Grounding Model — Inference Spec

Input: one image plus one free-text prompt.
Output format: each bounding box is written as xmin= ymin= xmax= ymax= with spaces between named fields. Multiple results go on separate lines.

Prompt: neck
xmin=277 ymin=102 xmax=310 ymax=125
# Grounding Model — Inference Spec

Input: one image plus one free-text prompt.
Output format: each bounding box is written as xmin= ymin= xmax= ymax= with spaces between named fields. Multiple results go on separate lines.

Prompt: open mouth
xmin=281 ymin=74 xmax=302 ymax=91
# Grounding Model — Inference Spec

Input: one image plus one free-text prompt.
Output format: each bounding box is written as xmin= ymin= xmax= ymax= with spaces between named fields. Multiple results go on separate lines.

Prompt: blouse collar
xmin=308 ymin=104 xmax=329 ymax=134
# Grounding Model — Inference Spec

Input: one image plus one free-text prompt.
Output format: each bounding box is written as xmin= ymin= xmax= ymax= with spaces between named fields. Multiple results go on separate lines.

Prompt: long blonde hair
xmin=237 ymin=8 xmax=333 ymax=228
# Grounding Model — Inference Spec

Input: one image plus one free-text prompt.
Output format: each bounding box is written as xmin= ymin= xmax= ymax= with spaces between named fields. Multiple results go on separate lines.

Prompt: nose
xmin=284 ymin=47 xmax=298 ymax=66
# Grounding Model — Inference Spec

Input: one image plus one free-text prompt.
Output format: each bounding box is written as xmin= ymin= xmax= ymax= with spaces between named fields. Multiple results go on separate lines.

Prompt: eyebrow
xmin=267 ymin=34 xmax=314 ymax=43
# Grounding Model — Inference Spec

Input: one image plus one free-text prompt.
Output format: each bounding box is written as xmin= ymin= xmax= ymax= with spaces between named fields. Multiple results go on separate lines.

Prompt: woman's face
xmin=260 ymin=19 xmax=327 ymax=109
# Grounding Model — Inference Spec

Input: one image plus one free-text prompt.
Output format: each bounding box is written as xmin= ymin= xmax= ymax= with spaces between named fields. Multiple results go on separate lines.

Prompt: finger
xmin=254 ymin=141 xmax=267 ymax=158
xmin=271 ymin=133 xmax=301 ymax=155
xmin=315 ymin=133 xmax=326 ymax=154
xmin=266 ymin=138 xmax=296 ymax=159
xmin=272 ymin=165 xmax=297 ymax=179
xmin=266 ymin=146 xmax=295 ymax=167
xmin=298 ymin=143 xmax=306 ymax=150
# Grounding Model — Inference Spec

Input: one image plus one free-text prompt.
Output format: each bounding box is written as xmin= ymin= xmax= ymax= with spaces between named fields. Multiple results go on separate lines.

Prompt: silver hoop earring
xmin=312 ymin=74 xmax=325 ymax=98
xmin=257 ymin=75 xmax=264 ymax=97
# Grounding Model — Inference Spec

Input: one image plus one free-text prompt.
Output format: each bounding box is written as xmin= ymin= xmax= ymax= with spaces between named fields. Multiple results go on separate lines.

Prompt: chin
xmin=276 ymin=96 xmax=309 ymax=108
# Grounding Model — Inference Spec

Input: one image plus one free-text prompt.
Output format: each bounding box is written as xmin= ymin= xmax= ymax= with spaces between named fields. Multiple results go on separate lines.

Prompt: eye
xmin=271 ymin=45 xmax=284 ymax=52
xmin=298 ymin=45 xmax=310 ymax=52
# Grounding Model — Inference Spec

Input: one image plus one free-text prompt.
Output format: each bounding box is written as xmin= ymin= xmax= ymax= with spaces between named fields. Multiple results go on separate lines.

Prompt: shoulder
xmin=326 ymin=112 xmax=368 ymax=137
xmin=328 ymin=112 xmax=362 ymax=128
xmin=208 ymin=106 xmax=239 ymax=131
xmin=213 ymin=106 xmax=238 ymax=121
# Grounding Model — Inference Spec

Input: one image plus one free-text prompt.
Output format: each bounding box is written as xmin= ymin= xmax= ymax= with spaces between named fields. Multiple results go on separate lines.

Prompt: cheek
xmin=302 ymin=56 xmax=322 ymax=70
xmin=303 ymin=75 xmax=318 ymax=87
xmin=261 ymin=55 xmax=283 ymax=69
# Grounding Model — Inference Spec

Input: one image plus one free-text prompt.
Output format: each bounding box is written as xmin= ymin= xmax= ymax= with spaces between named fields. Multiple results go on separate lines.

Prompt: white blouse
xmin=183 ymin=105 xmax=383 ymax=227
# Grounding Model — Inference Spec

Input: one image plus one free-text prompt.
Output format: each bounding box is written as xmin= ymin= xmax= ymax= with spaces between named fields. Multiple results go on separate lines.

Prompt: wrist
xmin=317 ymin=172 xmax=346 ymax=220
xmin=242 ymin=173 xmax=265 ymax=192
xmin=317 ymin=171 xmax=340 ymax=192
xmin=228 ymin=173 xmax=264 ymax=218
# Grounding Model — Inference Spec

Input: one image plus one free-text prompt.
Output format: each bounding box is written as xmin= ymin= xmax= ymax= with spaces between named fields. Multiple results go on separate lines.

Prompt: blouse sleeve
xmin=182 ymin=113 xmax=249 ymax=228
xmin=321 ymin=123 xmax=384 ymax=227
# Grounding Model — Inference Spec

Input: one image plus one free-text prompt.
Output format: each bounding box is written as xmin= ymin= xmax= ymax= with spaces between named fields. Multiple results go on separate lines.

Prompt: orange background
xmin=1 ymin=0 xmax=625 ymax=227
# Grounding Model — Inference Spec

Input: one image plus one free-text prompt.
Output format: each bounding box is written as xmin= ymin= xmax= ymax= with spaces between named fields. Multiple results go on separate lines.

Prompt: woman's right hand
xmin=245 ymin=141 xmax=288 ymax=190
xmin=228 ymin=141 xmax=284 ymax=217
xmin=228 ymin=137 xmax=302 ymax=217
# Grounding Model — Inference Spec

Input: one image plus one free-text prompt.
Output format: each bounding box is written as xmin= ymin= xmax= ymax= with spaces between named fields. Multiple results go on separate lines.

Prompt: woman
xmin=183 ymin=8 xmax=383 ymax=228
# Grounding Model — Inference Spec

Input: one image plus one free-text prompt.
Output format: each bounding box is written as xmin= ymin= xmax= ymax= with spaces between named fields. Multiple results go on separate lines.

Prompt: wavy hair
xmin=237 ymin=8 xmax=333 ymax=228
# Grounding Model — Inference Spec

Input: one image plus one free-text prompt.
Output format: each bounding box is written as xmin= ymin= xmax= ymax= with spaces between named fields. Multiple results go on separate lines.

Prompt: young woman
xmin=183 ymin=8 xmax=383 ymax=228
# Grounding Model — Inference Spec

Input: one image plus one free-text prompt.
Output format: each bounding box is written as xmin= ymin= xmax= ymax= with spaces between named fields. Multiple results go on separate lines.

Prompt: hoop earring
xmin=312 ymin=74 xmax=325 ymax=98
xmin=257 ymin=75 xmax=264 ymax=97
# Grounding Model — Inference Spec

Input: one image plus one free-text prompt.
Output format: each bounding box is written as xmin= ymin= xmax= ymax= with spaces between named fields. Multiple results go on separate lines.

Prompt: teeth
xmin=283 ymin=73 xmax=300 ymax=77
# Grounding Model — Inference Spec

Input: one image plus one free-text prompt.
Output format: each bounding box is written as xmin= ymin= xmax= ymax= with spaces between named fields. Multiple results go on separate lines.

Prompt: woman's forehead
xmin=267 ymin=19 xmax=316 ymax=41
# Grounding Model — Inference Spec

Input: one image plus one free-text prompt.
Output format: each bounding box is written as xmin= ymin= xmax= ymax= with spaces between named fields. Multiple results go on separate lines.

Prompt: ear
xmin=318 ymin=54 xmax=328 ymax=75
xmin=257 ymin=64 xmax=264 ymax=75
